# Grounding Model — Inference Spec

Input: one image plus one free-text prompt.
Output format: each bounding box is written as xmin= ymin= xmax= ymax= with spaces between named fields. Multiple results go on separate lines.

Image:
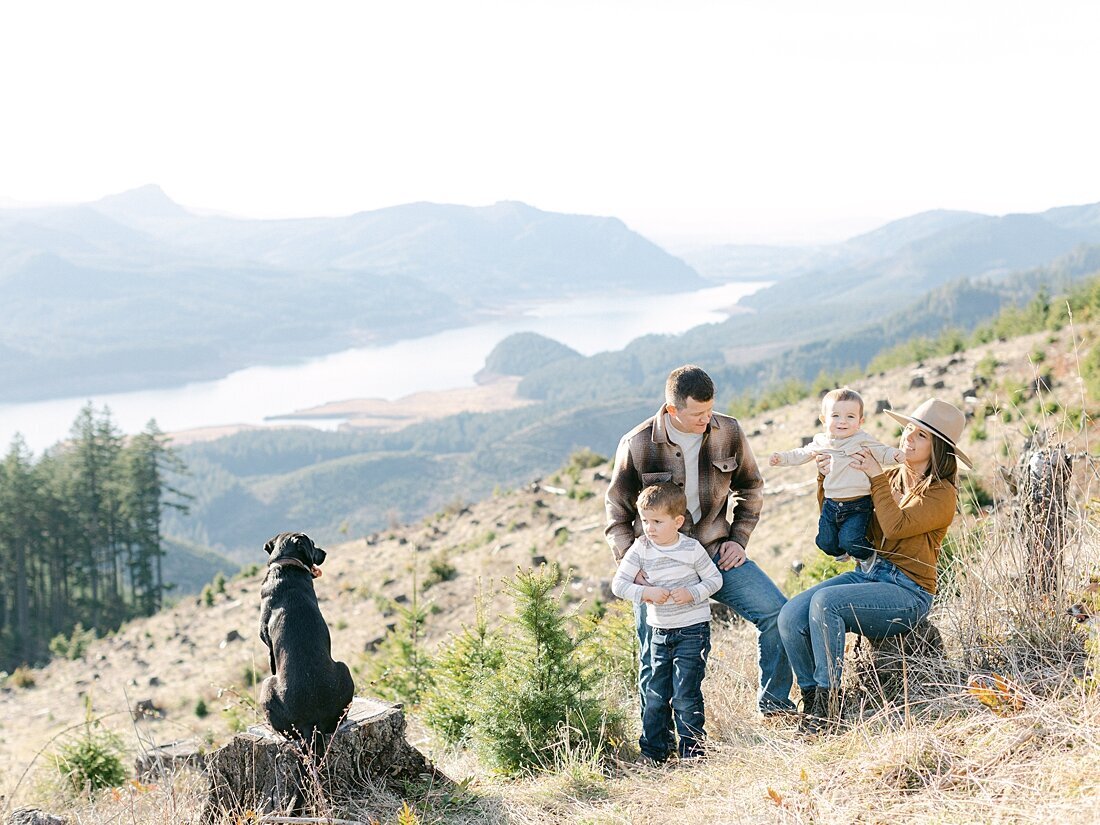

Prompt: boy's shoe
xmin=637 ymin=753 xmax=669 ymax=767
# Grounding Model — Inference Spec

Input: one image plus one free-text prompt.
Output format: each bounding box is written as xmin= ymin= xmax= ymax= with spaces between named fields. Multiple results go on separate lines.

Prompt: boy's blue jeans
xmin=634 ymin=559 xmax=794 ymax=716
xmin=640 ymin=621 xmax=711 ymax=761
xmin=816 ymin=495 xmax=874 ymax=560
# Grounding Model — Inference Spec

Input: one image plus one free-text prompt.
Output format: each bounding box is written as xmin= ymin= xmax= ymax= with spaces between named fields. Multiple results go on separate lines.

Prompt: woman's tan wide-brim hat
xmin=884 ymin=397 xmax=972 ymax=469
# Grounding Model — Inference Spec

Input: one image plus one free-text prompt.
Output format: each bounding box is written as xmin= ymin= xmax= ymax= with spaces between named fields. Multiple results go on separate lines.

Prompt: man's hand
xmin=669 ymin=587 xmax=694 ymax=605
xmin=716 ymin=540 xmax=747 ymax=570
xmin=641 ymin=586 xmax=670 ymax=604
xmin=815 ymin=452 xmax=833 ymax=476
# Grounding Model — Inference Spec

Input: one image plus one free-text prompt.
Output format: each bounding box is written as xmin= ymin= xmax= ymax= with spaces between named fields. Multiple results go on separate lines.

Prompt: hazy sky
xmin=2 ymin=1 xmax=1098 ymax=244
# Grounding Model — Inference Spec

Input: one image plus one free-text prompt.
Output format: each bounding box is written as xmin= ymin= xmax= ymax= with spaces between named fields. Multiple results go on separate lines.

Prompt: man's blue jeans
xmin=777 ymin=555 xmax=933 ymax=690
xmin=816 ymin=495 xmax=874 ymax=560
xmin=635 ymin=558 xmax=794 ymax=714
xmin=640 ymin=621 xmax=711 ymax=761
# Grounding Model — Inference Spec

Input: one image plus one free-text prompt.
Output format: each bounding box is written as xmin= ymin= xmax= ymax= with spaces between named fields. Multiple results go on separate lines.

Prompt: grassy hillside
xmin=2 ymin=319 xmax=1097 ymax=823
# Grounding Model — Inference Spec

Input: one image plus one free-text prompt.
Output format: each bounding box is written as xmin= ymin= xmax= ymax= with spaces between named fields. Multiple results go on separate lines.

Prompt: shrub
xmin=423 ymin=556 xmax=458 ymax=590
xmin=785 ymin=553 xmax=854 ymax=596
xmin=10 ymin=665 xmax=36 ymax=689
xmin=466 ymin=567 xmax=624 ymax=774
xmin=422 ymin=596 xmax=504 ymax=745
xmin=566 ymin=447 xmax=608 ymax=472
xmin=194 ymin=698 xmax=209 ymax=718
xmin=52 ymin=704 xmax=127 ymax=793
xmin=365 ymin=589 xmax=432 ymax=705
xmin=234 ymin=563 xmax=261 ymax=580
xmin=213 ymin=571 xmax=227 ymax=595
xmin=48 ymin=623 xmax=97 ymax=660
xmin=577 ymin=599 xmax=637 ymax=702
xmin=241 ymin=662 xmax=265 ymax=689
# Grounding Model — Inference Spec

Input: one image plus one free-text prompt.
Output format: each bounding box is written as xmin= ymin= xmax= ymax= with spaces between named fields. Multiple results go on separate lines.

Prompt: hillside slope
xmin=2 ymin=320 xmax=1096 ymax=824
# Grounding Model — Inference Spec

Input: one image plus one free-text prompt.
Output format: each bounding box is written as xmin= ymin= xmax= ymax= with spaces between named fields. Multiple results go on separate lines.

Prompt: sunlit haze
xmin=2 ymin=0 xmax=1098 ymax=244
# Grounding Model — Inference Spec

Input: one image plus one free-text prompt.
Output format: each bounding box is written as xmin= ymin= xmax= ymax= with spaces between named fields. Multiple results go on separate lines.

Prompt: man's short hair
xmin=637 ymin=482 xmax=687 ymax=517
xmin=821 ymin=386 xmax=864 ymax=417
xmin=665 ymin=365 xmax=714 ymax=409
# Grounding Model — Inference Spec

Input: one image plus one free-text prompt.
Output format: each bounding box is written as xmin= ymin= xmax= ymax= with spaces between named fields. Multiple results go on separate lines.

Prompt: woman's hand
xmin=849 ymin=447 xmax=884 ymax=478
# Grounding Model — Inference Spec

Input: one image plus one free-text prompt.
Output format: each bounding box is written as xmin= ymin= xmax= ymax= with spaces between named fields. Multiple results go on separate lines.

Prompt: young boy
xmin=611 ymin=482 xmax=723 ymax=762
xmin=769 ymin=387 xmax=904 ymax=562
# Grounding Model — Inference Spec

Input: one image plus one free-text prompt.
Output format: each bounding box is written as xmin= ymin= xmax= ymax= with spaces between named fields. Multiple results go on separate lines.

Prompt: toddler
xmin=770 ymin=387 xmax=903 ymax=561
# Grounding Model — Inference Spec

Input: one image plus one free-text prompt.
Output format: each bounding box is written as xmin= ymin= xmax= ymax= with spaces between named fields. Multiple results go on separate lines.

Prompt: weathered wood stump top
xmin=202 ymin=697 xmax=445 ymax=824
xmin=6 ymin=809 xmax=68 ymax=825
xmin=134 ymin=737 xmax=207 ymax=780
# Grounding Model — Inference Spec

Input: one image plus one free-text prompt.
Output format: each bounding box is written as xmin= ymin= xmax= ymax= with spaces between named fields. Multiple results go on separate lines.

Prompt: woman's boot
xmin=797 ymin=686 xmax=821 ymax=734
xmin=800 ymin=687 xmax=842 ymax=736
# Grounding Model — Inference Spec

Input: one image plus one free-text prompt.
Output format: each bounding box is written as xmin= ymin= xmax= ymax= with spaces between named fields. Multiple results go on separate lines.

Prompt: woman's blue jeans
xmin=777 ymin=556 xmax=933 ymax=690
xmin=640 ymin=621 xmax=711 ymax=760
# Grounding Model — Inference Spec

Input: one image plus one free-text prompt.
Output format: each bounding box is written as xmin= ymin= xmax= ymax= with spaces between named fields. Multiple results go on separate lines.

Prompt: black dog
xmin=258 ymin=532 xmax=354 ymax=745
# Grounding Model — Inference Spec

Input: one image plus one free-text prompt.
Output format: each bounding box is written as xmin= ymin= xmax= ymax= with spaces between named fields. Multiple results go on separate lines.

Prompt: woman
xmin=777 ymin=398 xmax=971 ymax=734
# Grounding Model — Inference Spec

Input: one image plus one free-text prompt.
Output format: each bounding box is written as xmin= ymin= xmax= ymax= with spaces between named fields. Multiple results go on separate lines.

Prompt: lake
xmin=0 ymin=281 xmax=767 ymax=454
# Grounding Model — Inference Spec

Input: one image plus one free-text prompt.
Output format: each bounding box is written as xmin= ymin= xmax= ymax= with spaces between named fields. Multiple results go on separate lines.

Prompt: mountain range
xmin=0 ymin=186 xmax=701 ymax=402
xmin=6 ymin=187 xmax=1100 ymax=570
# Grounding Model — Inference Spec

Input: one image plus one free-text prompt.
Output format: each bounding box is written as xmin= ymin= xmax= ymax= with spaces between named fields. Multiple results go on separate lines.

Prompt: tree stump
xmin=6 ymin=809 xmax=68 ymax=825
xmin=1019 ymin=441 xmax=1073 ymax=596
xmin=851 ymin=618 xmax=945 ymax=704
xmin=134 ymin=737 xmax=207 ymax=780
xmin=201 ymin=697 xmax=444 ymax=824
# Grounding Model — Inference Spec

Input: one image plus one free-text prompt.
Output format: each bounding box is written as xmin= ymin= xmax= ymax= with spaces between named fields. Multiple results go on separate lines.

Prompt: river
xmin=0 ymin=281 xmax=767 ymax=454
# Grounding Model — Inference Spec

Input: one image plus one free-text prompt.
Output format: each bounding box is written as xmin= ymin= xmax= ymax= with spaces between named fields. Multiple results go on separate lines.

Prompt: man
xmin=605 ymin=364 xmax=795 ymax=716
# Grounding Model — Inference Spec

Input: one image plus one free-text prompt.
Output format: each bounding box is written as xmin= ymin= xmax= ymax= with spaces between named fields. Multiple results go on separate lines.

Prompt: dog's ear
xmin=263 ymin=535 xmax=278 ymax=556
xmin=294 ymin=534 xmax=325 ymax=566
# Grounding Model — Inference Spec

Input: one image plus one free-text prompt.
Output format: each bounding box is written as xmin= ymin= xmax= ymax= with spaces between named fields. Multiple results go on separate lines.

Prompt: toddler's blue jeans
xmin=817 ymin=495 xmax=874 ymax=560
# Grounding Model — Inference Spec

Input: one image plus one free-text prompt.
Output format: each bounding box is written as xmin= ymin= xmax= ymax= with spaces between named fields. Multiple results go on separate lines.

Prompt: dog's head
xmin=1068 ymin=580 xmax=1100 ymax=624
xmin=264 ymin=532 xmax=327 ymax=569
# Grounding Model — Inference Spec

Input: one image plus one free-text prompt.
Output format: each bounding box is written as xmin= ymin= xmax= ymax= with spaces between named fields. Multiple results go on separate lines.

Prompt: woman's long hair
xmin=894 ymin=427 xmax=959 ymax=499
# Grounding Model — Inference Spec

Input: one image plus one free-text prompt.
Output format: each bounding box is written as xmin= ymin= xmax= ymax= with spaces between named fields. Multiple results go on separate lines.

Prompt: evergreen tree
xmin=366 ymin=583 xmax=433 ymax=705
xmin=0 ymin=437 xmax=41 ymax=663
xmin=0 ymin=409 xmax=190 ymax=670
xmin=421 ymin=591 xmax=503 ymax=744
xmin=469 ymin=566 xmax=622 ymax=774
xmin=118 ymin=420 xmax=190 ymax=613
